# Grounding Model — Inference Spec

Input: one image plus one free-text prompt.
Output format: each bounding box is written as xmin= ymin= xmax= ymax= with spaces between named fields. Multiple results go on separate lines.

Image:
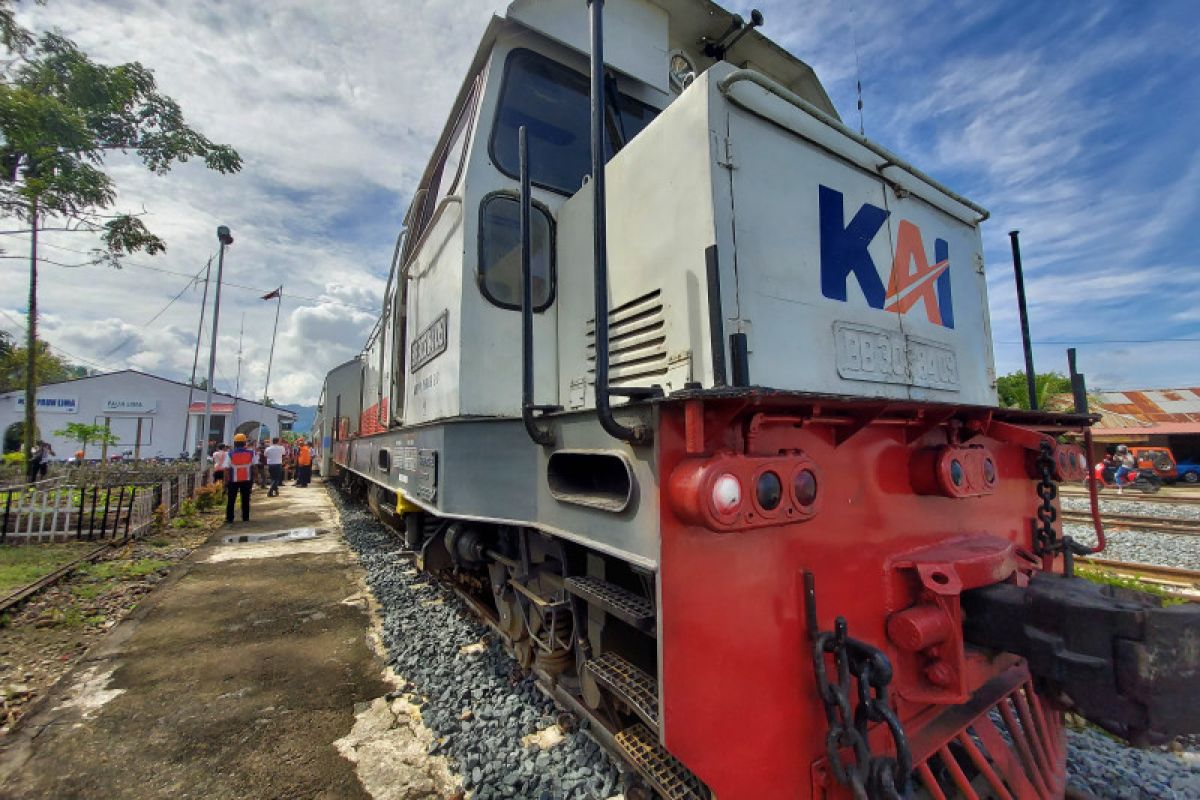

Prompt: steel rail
xmin=1060 ymin=488 xmax=1200 ymax=506
xmin=0 ymin=542 xmax=113 ymax=614
xmin=1060 ymin=510 xmax=1199 ymax=536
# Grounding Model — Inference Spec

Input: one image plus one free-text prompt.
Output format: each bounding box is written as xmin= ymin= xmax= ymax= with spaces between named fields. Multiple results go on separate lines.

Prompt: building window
xmin=477 ymin=193 xmax=554 ymax=311
xmin=489 ymin=48 xmax=659 ymax=196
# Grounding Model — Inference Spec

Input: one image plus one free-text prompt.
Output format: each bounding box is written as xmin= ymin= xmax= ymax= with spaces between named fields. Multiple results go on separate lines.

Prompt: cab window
xmin=477 ymin=193 xmax=554 ymax=311
xmin=489 ymin=48 xmax=659 ymax=196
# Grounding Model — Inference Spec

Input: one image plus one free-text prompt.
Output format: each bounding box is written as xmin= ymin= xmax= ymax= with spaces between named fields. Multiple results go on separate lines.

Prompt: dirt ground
xmin=0 ymin=518 xmax=215 ymax=734
xmin=0 ymin=485 xmax=394 ymax=800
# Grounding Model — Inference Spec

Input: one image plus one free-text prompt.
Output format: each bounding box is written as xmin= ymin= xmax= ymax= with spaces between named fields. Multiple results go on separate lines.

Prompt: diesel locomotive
xmin=315 ymin=1 xmax=1200 ymax=797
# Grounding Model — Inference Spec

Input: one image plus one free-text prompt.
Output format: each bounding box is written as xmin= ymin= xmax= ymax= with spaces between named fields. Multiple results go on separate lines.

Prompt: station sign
xmin=13 ymin=395 xmax=78 ymax=414
xmin=103 ymin=397 xmax=158 ymax=414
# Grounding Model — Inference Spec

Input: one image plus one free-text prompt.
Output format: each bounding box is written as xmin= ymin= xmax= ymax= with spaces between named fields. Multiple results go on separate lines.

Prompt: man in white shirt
xmin=211 ymin=444 xmax=228 ymax=483
xmin=264 ymin=437 xmax=286 ymax=497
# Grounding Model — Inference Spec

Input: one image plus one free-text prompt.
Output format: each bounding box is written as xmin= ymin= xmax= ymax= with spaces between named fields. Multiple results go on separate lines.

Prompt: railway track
xmin=0 ymin=543 xmax=113 ymax=614
xmin=1060 ymin=510 xmax=1199 ymax=535
xmin=1077 ymin=557 xmax=1200 ymax=601
xmin=1060 ymin=487 xmax=1200 ymax=506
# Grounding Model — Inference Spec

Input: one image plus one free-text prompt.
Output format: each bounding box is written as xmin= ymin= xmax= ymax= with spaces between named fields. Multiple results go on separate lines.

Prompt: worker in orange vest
xmin=225 ymin=433 xmax=256 ymax=523
xmin=295 ymin=438 xmax=313 ymax=488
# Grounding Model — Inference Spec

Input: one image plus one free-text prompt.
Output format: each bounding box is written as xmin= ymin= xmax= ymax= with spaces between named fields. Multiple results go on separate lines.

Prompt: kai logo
xmin=818 ymin=185 xmax=954 ymax=329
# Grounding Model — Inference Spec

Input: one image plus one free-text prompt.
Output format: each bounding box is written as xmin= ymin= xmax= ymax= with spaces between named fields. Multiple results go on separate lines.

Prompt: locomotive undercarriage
xmin=344 ymin=476 xmax=1074 ymax=800
xmin=350 ymin=478 xmax=695 ymax=798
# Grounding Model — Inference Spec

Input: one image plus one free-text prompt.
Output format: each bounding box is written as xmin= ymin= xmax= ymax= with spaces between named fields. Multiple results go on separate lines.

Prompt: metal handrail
xmin=716 ymin=68 xmax=990 ymax=222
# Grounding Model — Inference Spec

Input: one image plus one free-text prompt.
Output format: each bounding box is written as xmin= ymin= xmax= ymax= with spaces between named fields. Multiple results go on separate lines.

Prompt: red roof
xmin=189 ymin=403 xmax=235 ymax=413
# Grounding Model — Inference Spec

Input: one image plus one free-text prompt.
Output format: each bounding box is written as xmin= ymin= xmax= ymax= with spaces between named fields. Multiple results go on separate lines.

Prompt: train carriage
xmin=318 ymin=2 xmax=1200 ymax=797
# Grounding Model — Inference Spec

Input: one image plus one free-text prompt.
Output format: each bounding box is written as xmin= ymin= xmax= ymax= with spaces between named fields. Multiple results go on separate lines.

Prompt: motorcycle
xmin=1092 ymin=462 xmax=1163 ymax=493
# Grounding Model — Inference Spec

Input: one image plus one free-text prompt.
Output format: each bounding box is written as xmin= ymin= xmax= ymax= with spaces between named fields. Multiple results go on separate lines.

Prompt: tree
xmin=53 ymin=421 xmax=117 ymax=455
xmin=995 ymin=371 xmax=1073 ymax=410
xmin=0 ymin=332 xmax=85 ymax=392
xmin=0 ymin=9 xmax=242 ymax=460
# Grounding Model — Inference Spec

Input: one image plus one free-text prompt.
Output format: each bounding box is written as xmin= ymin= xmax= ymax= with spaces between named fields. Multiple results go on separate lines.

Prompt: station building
xmin=1053 ymin=387 xmax=1200 ymax=464
xmin=0 ymin=369 xmax=295 ymax=459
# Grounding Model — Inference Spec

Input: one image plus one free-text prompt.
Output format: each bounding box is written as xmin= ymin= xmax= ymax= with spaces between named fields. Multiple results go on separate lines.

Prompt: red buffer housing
xmin=658 ymin=395 xmax=1079 ymax=799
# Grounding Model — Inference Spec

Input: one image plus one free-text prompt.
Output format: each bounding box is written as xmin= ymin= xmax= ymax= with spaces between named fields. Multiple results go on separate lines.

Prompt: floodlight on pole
xmin=200 ymin=225 xmax=233 ymax=468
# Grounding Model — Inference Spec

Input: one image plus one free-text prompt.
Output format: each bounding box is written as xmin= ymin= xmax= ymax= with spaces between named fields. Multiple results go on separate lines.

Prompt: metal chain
xmin=811 ymin=616 xmax=912 ymax=799
xmin=1034 ymin=441 xmax=1059 ymax=555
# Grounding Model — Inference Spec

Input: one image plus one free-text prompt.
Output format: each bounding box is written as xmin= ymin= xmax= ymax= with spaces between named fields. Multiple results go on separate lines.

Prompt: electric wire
xmin=36 ymin=240 xmax=376 ymax=312
xmin=100 ymin=259 xmax=211 ymax=359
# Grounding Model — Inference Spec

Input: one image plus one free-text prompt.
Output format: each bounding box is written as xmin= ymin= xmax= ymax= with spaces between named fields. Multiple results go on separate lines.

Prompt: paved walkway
xmin=0 ymin=482 xmax=390 ymax=799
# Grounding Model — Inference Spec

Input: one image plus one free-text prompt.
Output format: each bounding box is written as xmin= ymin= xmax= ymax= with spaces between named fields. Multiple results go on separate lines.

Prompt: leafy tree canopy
xmin=996 ymin=371 xmax=1073 ymax=410
xmin=0 ymin=21 xmax=242 ymax=256
xmin=0 ymin=331 xmax=87 ymax=393
xmin=53 ymin=421 xmax=117 ymax=450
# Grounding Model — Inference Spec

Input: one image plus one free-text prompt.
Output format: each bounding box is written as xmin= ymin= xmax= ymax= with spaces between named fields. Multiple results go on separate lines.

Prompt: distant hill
xmin=283 ymin=403 xmax=317 ymax=433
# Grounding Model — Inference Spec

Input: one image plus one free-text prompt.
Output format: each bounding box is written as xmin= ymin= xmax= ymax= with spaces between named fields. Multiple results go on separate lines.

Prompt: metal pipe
xmin=716 ymin=69 xmax=990 ymax=222
xmin=1067 ymin=347 xmax=1088 ymax=414
xmin=1008 ymin=231 xmax=1037 ymax=410
xmin=519 ymin=126 xmax=555 ymax=447
xmin=588 ymin=0 xmax=647 ymax=445
xmin=201 ymin=226 xmax=234 ymax=466
xmin=183 ymin=256 xmax=213 ymax=457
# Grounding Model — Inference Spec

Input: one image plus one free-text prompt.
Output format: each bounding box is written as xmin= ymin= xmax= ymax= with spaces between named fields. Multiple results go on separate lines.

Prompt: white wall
xmin=0 ymin=371 xmax=294 ymax=460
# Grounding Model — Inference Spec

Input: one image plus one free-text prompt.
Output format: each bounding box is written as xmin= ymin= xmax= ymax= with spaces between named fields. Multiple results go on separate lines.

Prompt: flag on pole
xmin=261 ymin=286 xmax=282 ymax=300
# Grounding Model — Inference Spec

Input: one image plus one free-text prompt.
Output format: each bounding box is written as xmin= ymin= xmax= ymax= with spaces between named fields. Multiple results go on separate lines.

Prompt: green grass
xmin=0 ymin=543 xmax=96 ymax=595
xmin=1076 ymin=566 xmax=1189 ymax=605
xmin=80 ymin=558 xmax=170 ymax=581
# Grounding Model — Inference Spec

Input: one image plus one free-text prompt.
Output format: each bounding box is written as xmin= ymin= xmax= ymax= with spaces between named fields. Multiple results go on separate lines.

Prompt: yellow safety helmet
xmin=234 ymin=433 xmax=248 ymax=443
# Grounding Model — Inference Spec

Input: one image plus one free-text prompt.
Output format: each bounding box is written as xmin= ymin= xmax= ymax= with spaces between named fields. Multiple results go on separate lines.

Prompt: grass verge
xmin=0 ymin=543 xmax=98 ymax=596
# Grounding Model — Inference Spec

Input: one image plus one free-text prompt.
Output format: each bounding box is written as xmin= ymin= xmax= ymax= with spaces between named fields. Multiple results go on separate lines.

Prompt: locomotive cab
xmin=323 ymin=2 xmax=1200 ymax=798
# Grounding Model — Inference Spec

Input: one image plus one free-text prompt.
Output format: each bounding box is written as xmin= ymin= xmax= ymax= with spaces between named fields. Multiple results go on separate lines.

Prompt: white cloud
xmin=3 ymin=0 xmax=1198 ymax=402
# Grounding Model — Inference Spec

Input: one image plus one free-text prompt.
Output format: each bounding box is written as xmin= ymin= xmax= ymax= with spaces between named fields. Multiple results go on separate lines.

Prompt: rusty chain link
xmin=1034 ymin=440 xmax=1059 ymax=555
xmin=806 ymin=573 xmax=912 ymax=799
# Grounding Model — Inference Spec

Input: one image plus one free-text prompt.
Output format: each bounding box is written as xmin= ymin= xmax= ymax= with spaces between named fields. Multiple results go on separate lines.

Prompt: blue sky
xmin=1 ymin=0 xmax=1197 ymax=402
xmin=749 ymin=0 xmax=1200 ymax=390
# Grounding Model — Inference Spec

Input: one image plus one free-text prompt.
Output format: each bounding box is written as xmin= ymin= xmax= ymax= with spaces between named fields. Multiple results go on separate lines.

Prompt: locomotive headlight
xmin=793 ymin=469 xmax=818 ymax=507
xmin=755 ymin=471 xmax=783 ymax=511
xmin=711 ymin=473 xmax=742 ymax=514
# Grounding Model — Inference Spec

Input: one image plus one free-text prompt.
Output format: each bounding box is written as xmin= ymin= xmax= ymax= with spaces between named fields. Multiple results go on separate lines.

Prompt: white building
xmin=0 ymin=369 xmax=295 ymax=459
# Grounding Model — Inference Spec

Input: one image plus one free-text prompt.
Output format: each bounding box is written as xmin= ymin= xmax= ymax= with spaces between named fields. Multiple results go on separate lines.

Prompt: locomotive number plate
xmin=410 ymin=311 xmax=448 ymax=373
xmin=834 ymin=322 xmax=959 ymax=391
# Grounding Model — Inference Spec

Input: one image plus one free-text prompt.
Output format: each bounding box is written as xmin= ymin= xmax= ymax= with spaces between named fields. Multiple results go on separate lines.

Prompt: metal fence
xmin=0 ymin=469 xmax=210 ymax=544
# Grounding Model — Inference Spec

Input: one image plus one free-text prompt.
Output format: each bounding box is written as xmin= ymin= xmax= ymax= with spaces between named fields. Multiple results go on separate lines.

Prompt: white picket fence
xmin=0 ymin=470 xmax=209 ymax=544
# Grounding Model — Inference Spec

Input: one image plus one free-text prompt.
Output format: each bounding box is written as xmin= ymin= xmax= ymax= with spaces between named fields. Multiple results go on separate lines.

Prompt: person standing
xmin=225 ymin=433 xmax=255 ymax=523
xmin=255 ymin=442 xmax=268 ymax=489
xmin=26 ymin=441 xmax=44 ymax=483
xmin=295 ymin=438 xmax=313 ymax=488
xmin=211 ymin=443 xmax=228 ymax=484
xmin=264 ymin=437 xmax=285 ymax=497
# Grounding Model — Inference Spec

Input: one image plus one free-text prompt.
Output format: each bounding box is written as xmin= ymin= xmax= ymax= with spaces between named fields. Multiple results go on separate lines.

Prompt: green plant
xmin=53 ymin=422 xmax=118 ymax=455
xmin=1076 ymin=566 xmax=1188 ymax=606
xmin=2 ymin=451 xmax=24 ymax=466
xmin=172 ymin=498 xmax=198 ymax=528
xmin=194 ymin=482 xmax=224 ymax=511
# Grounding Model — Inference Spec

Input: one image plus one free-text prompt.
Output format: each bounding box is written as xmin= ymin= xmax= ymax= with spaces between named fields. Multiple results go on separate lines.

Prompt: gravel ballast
xmin=332 ymin=486 xmax=1200 ymax=798
xmin=333 ymin=490 xmax=623 ymax=800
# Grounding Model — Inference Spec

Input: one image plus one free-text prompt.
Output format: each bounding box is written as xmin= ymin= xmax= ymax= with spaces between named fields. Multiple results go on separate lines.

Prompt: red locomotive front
xmin=657 ymin=396 xmax=1099 ymax=798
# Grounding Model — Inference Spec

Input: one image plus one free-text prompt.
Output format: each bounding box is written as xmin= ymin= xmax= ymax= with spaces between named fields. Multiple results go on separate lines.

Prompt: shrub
xmin=172 ymin=498 xmax=199 ymax=528
xmin=194 ymin=482 xmax=224 ymax=511
xmin=3 ymin=451 xmax=25 ymax=466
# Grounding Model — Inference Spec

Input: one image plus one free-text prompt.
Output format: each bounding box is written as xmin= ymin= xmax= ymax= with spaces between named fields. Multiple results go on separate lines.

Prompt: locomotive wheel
xmin=514 ymin=639 xmax=535 ymax=669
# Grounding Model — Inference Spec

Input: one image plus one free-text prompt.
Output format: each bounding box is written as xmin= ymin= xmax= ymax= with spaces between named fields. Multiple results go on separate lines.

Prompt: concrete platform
xmin=0 ymin=482 xmax=390 ymax=799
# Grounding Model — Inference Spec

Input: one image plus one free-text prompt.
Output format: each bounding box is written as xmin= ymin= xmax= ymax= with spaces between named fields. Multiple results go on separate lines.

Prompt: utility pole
xmin=200 ymin=226 xmax=233 ymax=467
xmin=259 ymin=285 xmax=283 ymax=443
xmin=1008 ymin=230 xmax=1038 ymax=410
xmin=182 ymin=256 xmax=213 ymax=457
xmin=233 ymin=313 xmax=244 ymax=436
xmin=22 ymin=196 xmax=40 ymax=466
